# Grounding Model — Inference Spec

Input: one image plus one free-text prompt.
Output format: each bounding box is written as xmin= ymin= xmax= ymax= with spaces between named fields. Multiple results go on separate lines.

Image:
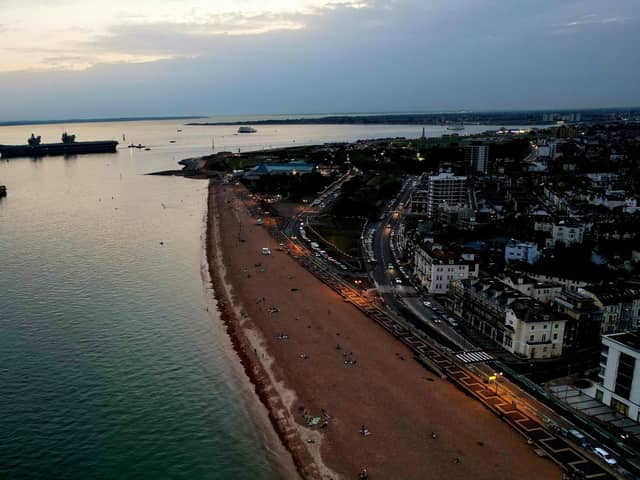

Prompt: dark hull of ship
xmin=0 ymin=141 xmax=118 ymax=159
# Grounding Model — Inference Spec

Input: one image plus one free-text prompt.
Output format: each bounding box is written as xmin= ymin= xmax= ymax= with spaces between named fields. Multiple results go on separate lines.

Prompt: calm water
xmin=0 ymin=119 xmax=532 ymax=479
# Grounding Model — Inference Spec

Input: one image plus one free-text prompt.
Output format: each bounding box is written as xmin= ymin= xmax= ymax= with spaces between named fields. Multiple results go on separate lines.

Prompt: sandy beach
xmin=206 ymin=180 xmax=562 ymax=480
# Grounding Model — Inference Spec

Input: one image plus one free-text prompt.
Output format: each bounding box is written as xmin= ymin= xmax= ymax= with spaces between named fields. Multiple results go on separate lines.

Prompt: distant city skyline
xmin=1 ymin=0 xmax=639 ymax=121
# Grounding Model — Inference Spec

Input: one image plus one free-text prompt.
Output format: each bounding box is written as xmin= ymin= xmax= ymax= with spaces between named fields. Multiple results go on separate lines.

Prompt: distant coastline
xmin=0 ymin=115 xmax=205 ymax=127
xmin=186 ymin=107 xmax=639 ymax=127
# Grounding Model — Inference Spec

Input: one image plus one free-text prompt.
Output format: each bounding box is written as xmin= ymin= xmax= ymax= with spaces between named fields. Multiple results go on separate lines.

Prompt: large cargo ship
xmin=0 ymin=133 xmax=118 ymax=159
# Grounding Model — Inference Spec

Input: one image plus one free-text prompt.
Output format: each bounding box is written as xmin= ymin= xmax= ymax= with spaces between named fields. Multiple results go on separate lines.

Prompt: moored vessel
xmin=0 ymin=133 xmax=118 ymax=159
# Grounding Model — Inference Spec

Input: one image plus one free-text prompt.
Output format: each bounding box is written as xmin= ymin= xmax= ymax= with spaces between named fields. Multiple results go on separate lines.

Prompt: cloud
xmin=0 ymin=0 xmax=371 ymax=72
xmin=0 ymin=0 xmax=639 ymax=121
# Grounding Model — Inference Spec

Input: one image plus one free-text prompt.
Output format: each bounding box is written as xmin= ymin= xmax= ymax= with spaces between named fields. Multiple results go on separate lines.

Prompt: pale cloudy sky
xmin=0 ymin=0 xmax=638 ymax=120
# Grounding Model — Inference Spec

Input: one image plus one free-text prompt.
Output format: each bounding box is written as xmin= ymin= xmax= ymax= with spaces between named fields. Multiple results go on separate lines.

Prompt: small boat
xmin=237 ymin=126 xmax=257 ymax=133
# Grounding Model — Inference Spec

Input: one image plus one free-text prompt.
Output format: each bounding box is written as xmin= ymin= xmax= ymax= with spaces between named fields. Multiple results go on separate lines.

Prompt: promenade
xmin=208 ymin=181 xmax=562 ymax=479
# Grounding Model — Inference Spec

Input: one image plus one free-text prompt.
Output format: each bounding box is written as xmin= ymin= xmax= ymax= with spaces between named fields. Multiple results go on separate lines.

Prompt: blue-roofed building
xmin=244 ymin=160 xmax=315 ymax=180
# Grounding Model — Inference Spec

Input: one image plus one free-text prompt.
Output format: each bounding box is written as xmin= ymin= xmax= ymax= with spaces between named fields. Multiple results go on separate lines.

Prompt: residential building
xmin=414 ymin=243 xmax=478 ymax=294
xmin=533 ymin=140 xmax=557 ymax=159
xmin=553 ymin=290 xmax=603 ymax=355
xmin=595 ymin=332 xmax=640 ymax=421
xmin=423 ymin=172 xmax=468 ymax=219
xmin=580 ymin=285 xmax=640 ymax=334
xmin=504 ymin=239 xmax=540 ymax=265
xmin=449 ymin=278 xmax=567 ymax=359
xmin=549 ymin=220 xmax=585 ymax=247
xmin=464 ymin=142 xmax=489 ymax=174
xmin=407 ymin=187 xmax=429 ymax=215
xmin=513 ymin=270 xmax=588 ymax=292
xmin=499 ymin=272 xmax=562 ymax=304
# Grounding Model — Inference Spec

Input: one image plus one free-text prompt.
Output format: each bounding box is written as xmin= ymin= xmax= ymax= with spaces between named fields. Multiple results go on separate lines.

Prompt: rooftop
xmin=604 ymin=331 xmax=640 ymax=352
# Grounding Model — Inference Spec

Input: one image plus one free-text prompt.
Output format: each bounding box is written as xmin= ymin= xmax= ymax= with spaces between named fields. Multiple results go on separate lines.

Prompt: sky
xmin=0 ymin=0 xmax=639 ymax=121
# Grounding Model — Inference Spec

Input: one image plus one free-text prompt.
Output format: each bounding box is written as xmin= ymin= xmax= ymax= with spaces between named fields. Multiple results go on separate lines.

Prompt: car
xmin=395 ymin=279 xmax=402 ymax=284
xmin=261 ymin=247 xmax=271 ymax=255
xmin=423 ymin=301 xmax=432 ymax=307
xmin=387 ymin=264 xmax=394 ymax=270
xmin=433 ymin=318 xmax=442 ymax=324
xmin=593 ymin=447 xmax=616 ymax=465
xmin=567 ymin=429 xmax=588 ymax=448
xmin=315 ymin=252 xmax=321 ymax=257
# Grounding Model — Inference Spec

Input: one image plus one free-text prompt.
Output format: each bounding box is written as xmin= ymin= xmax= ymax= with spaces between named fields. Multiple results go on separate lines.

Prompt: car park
xmin=593 ymin=447 xmax=616 ymax=465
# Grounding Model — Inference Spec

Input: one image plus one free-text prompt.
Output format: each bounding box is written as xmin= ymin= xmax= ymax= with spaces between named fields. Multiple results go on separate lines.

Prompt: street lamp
xmin=494 ymin=372 xmax=503 ymax=395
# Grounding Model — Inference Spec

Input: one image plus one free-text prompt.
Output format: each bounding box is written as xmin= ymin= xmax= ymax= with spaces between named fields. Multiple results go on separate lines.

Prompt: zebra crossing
xmin=455 ymin=350 xmax=495 ymax=364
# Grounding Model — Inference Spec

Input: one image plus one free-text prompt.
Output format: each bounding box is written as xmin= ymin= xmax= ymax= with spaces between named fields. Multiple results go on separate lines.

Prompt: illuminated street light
xmin=493 ymin=372 xmax=503 ymax=395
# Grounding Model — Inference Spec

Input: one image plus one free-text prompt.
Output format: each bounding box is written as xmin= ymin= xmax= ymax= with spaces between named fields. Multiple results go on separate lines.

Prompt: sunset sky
xmin=1 ymin=0 xmax=639 ymax=120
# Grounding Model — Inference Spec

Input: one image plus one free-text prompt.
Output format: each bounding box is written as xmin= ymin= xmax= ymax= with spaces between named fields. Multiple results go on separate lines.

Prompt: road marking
xmin=455 ymin=351 xmax=496 ymax=364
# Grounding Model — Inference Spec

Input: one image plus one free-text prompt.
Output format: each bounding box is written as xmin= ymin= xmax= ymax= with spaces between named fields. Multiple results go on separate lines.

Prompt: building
xmin=465 ymin=142 xmax=489 ymax=174
xmin=553 ymin=290 xmax=603 ymax=355
xmin=533 ymin=140 xmax=557 ymax=159
xmin=424 ymin=172 xmax=468 ymax=219
xmin=595 ymin=332 xmax=640 ymax=421
xmin=449 ymin=278 xmax=567 ymax=359
xmin=580 ymin=285 xmax=640 ymax=334
xmin=407 ymin=187 xmax=429 ymax=215
xmin=512 ymin=269 xmax=588 ymax=293
xmin=504 ymin=240 xmax=540 ymax=265
xmin=414 ymin=243 xmax=478 ymax=294
xmin=499 ymin=272 xmax=562 ymax=304
xmin=549 ymin=220 xmax=585 ymax=247
xmin=243 ymin=160 xmax=315 ymax=180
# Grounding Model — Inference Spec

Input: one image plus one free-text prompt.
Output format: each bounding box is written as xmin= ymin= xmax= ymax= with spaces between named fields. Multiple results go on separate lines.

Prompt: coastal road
xmin=363 ymin=180 xmax=627 ymax=479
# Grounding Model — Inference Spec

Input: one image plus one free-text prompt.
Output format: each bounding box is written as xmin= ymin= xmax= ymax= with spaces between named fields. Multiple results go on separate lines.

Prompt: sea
xmin=0 ymin=118 xmax=536 ymax=479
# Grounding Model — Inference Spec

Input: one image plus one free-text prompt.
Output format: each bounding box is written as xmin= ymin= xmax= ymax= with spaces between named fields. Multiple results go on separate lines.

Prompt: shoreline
xmin=205 ymin=179 xmax=562 ymax=480
xmin=205 ymin=179 xmax=331 ymax=479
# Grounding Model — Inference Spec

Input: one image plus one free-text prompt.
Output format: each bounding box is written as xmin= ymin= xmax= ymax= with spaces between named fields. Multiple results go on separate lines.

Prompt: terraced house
xmin=449 ymin=278 xmax=568 ymax=359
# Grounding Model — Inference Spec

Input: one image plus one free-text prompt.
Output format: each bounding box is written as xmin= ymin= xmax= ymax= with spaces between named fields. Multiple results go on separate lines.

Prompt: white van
xmin=261 ymin=247 xmax=271 ymax=255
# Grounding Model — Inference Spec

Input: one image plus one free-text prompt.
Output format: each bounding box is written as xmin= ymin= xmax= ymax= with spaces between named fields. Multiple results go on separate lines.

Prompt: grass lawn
xmin=313 ymin=218 xmax=365 ymax=258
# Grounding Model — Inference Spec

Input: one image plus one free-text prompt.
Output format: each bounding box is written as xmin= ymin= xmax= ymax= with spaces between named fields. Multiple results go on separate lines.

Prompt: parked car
xmin=395 ymin=278 xmax=402 ymax=284
xmin=423 ymin=301 xmax=432 ymax=307
xmin=261 ymin=247 xmax=271 ymax=255
xmin=593 ymin=447 xmax=616 ymax=465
